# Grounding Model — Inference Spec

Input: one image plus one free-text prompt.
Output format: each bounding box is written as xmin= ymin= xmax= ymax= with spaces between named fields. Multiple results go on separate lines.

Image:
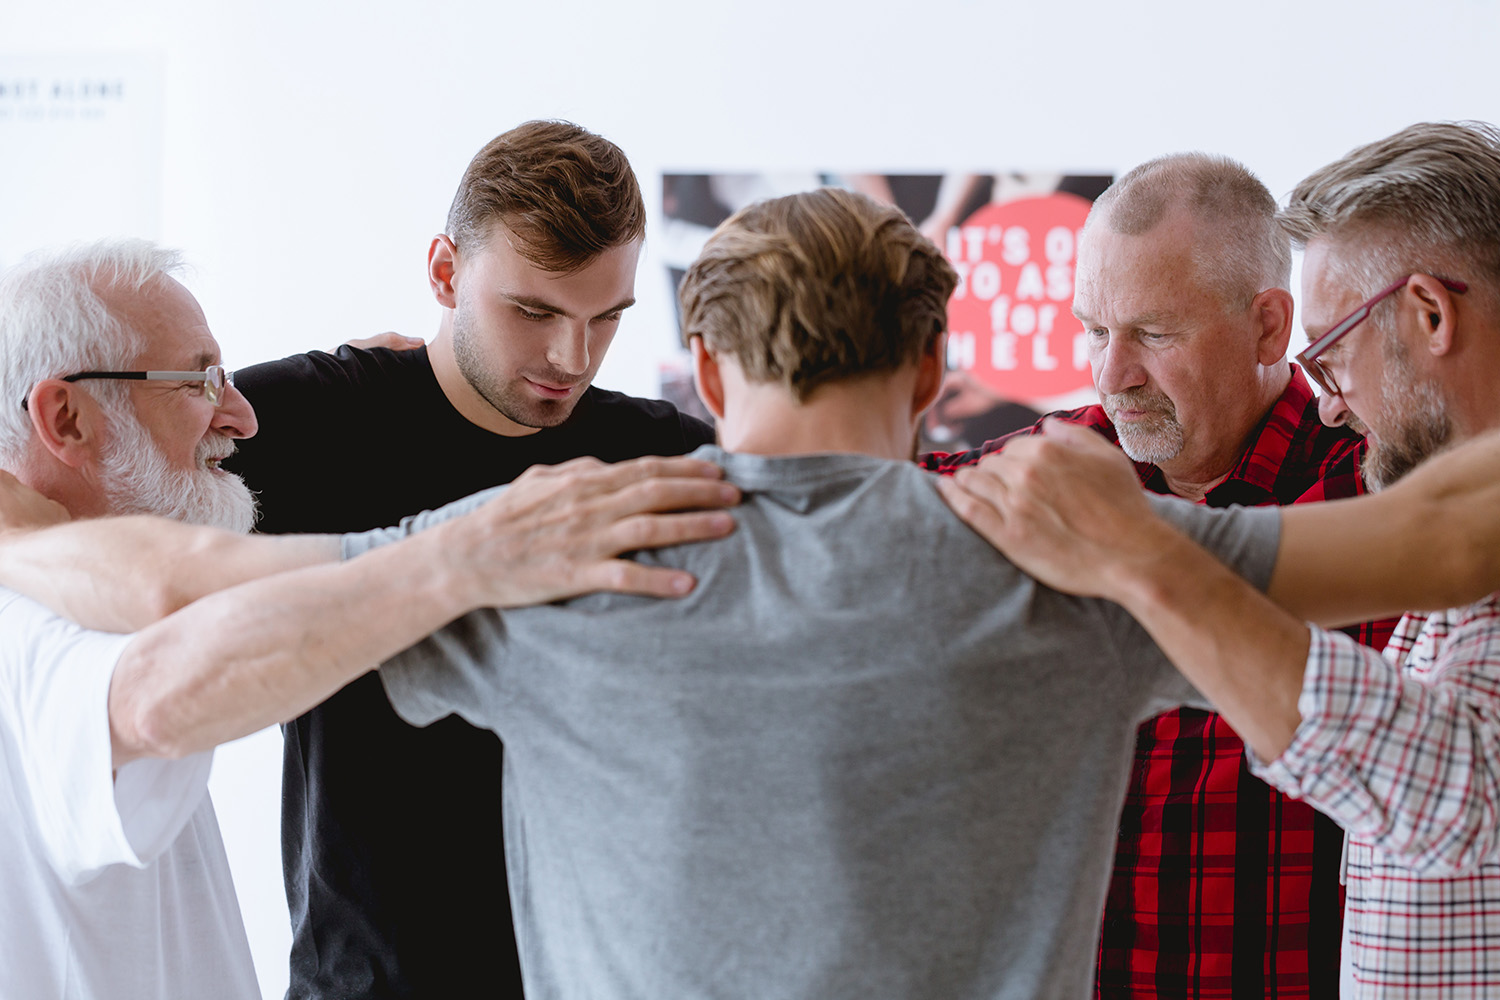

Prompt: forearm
xmin=109 ymin=525 xmax=479 ymax=765
xmin=1256 ymin=618 xmax=1500 ymax=877
xmin=1107 ymin=524 xmax=1311 ymax=761
xmin=0 ymin=517 xmax=338 ymax=631
xmin=1274 ymin=428 xmax=1500 ymax=626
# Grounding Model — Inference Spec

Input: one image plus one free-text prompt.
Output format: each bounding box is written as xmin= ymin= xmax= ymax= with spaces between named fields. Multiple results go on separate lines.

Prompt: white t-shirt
xmin=0 ymin=588 xmax=259 ymax=1000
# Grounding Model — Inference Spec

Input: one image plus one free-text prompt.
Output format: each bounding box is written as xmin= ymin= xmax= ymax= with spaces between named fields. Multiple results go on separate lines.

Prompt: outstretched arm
xmin=107 ymin=454 xmax=740 ymax=766
xmin=935 ymin=420 xmax=1500 ymax=759
xmin=0 ymin=512 xmax=340 ymax=632
xmin=0 ymin=455 xmax=740 ymax=633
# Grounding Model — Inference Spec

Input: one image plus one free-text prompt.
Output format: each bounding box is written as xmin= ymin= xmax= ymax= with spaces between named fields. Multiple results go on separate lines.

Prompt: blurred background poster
xmin=0 ymin=52 xmax=164 ymax=271
xmin=660 ymin=172 xmax=1112 ymax=453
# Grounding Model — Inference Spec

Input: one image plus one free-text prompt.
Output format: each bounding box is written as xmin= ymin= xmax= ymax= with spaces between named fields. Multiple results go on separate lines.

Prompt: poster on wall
xmin=660 ymin=171 xmax=1112 ymax=453
xmin=0 ymin=52 xmax=164 ymax=271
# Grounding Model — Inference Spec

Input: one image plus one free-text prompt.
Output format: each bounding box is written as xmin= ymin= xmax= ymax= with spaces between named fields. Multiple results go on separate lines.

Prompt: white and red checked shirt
xmin=1255 ymin=594 xmax=1500 ymax=998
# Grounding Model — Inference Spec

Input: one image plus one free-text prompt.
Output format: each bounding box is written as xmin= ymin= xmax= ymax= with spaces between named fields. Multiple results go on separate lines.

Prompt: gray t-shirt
xmin=346 ymin=447 xmax=1279 ymax=1000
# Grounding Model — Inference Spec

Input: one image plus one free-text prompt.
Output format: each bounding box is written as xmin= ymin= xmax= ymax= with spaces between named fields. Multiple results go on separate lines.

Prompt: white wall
xmin=5 ymin=2 xmax=1500 ymax=996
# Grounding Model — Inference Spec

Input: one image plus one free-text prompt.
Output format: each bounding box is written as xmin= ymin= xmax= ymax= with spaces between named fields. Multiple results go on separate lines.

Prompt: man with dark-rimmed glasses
xmin=944 ymin=121 xmax=1500 ymax=998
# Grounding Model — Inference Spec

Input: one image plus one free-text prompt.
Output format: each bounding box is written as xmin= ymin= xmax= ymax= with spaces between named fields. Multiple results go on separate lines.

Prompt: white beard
xmin=97 ymin=404 xmax=258 ymax=534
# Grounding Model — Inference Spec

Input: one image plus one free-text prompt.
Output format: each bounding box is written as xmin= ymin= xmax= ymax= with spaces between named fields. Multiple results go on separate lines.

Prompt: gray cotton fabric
xmin=345 ymin=446 xmax=1279 ymax=1000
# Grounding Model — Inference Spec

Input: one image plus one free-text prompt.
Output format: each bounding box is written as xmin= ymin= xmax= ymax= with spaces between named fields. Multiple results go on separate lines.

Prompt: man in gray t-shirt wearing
xmin=348 ymin=188 xmax=1279 ymax=999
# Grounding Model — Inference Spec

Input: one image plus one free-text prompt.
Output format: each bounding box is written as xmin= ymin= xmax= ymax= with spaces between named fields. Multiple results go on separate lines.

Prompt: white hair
xmin=0 ymin=239 xmax=185 ymax=464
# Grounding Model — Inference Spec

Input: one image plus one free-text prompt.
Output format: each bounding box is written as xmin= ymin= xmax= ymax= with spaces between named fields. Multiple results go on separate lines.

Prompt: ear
xmin=26 ymin=379 xmax=103 ymax=469
xmin=1405 ymin=274 xmax=1460 ymax=357
xmin=913 ymin=332 xmax=948 ymax=417
xmin=428 ymin=235 xmax=459 ymax=309
xmin=1251 ymin=287 xmax=1295 ymax=366
xmin=689 ymin=336 xmax=726 ymax=420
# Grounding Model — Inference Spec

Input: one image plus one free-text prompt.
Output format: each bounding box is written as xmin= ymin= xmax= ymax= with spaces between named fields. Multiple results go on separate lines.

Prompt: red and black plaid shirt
xmin=923 ymin=366 xmax=1398 ymax=998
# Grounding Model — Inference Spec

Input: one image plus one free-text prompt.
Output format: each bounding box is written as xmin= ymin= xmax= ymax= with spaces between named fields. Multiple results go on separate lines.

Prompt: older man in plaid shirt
xmin=944 ymin=120 xmax=1500 ymax=999
xmin=925 ymin=153 xmax=1393 ymax=997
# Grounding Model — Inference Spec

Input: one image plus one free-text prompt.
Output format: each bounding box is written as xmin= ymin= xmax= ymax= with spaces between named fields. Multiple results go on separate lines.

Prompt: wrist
xmin=1095 ymin=517 xmax=1195 ymax=610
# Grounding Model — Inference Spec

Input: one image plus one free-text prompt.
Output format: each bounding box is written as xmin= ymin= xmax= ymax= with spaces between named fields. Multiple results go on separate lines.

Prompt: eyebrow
xmin=1073 ymin=309 xmax=1177 ymax=330
xmin=506 ymin=294 xmax=637 ymax=320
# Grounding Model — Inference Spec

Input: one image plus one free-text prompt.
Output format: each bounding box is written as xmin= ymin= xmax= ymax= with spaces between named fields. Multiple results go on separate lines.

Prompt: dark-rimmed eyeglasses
xmin=20 ymin=365 xmax=233 ymax=411
xmin=1296 ymin=275 xmax=1467 ymax=397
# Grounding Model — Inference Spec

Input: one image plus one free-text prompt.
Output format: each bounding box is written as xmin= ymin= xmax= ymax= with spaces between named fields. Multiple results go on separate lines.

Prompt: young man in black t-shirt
xmin=224 ymin=121 xmax=714 ymax=1000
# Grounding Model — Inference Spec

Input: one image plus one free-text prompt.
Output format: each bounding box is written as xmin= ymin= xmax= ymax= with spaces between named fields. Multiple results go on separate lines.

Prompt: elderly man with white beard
xmin=0 ymin=240 xmax=738 ymax=1000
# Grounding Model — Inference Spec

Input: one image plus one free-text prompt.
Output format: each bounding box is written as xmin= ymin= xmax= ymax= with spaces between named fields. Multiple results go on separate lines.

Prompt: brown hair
xmin=678 ymin=187 xmax=956 ymax=402
xmin=1093 ymin=152 xmax=1290 ymax=310
xmin=445 ymin=120 xmax=645 ymax=272
xmin=1278 ymin=121 xmax=1500 ymax=311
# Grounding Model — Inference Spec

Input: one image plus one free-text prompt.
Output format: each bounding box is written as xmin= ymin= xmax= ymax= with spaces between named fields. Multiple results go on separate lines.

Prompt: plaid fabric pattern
xmin=1257 ymin=598 xmax=1500 ymax=997
xmin=924 ymin=367 xmax=1395 ymax=996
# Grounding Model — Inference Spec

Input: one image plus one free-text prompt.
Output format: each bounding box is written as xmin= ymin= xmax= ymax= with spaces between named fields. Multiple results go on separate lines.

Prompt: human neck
xmin=716 ymin=377 xmax=920 ymax=461
xmin=428 ymin=318 xmax=540 ymax=437
xmin=14 ymin=452 xmax=99 ymax=519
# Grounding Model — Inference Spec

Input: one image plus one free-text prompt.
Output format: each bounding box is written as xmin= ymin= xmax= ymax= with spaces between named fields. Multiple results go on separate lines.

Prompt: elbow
xmin=1404 ymin=845 xmax=1495 ymax=879
xmin=111 ymin=696 xmax=196 ymax=764
xmin=1381 ymin=809 xmax=1500 ymax=879
xmin=107 ymin=655 xmax=197 ymax=765
xmin=129 ymin=701 xmax=197 ymax=761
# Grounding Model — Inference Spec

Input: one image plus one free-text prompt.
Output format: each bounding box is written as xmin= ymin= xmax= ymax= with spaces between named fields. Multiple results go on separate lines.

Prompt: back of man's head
xmin=1279 ymin=121 xmax=1500 ymax=313
xmin=678 ymin=188 xmax=957 ymax=402
xmin=445 ymin=120 xmax=645 ymax=273
xmin=0 ymin=239 xmax=181 ymax=465
xmin=1091 ymin=152 xmax=1290 ymax=310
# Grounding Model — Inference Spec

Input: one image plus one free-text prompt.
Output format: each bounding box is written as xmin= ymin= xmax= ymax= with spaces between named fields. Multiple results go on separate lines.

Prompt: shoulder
xmin=0 ymin=589 xmax=130 ymax=700
xmin=919 ymin=404 xmax=1114 ymax=473
xmin=570 ymin=388 xmax=716 ymax=455
xmin=235 ymin=345 xmax=430 ymax=406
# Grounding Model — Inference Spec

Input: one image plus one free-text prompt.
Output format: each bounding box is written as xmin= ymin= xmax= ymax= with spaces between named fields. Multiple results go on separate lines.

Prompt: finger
xmin=574 ymin=560 xmax=703 ymax=600
xmin=520 ymin=456 xmax=726 ymax=498
xmin=935 ymin=476 xmax=1007 ymax=543
xmin=955 ymin=457 xmax=1018 ymax=501
xmin=583 ymin=477 xmax=742 ymax=520
xmin=597 ymin=510 xmax=737 ymax=557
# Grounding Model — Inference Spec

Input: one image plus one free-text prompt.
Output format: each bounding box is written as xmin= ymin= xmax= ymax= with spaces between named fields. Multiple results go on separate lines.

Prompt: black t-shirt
xmin=223 ymin=345 xmax=715 ymax=999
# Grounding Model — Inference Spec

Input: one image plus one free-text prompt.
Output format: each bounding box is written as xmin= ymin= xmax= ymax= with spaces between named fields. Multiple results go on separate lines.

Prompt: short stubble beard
xmin=1360 ymin=331 xmax=1453 ymax=491
xmin=451 ymin=306 xmax=584 ymax=431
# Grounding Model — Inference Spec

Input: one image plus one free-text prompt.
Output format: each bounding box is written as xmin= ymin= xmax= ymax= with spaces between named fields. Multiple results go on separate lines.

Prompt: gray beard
xmin=1360 ymin=336 xmax=1454 ymax=492
xmin=1102 ymin=388 xmax=1184 ymax=465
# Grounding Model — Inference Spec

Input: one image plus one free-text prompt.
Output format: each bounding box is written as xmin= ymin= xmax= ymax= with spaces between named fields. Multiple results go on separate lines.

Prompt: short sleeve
xmin=1146 ymin=496 xmax=1281 ymax=591
xmin=1100 ymin=498 xmax=1282 ymax=717
xmin=342 ymin=485 xmax=508 ymax=559
xmin=378 ymin=609 xmax=511 ymax=729
xmin=0 ymin=592 xmax=212 ymax=883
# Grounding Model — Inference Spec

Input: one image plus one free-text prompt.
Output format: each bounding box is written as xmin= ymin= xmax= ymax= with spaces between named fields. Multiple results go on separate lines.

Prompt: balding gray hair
xmin=1091 ymin=152 xmax=1291 ymax=311
xmin=0 ymin=239 xmax=184 ymax=464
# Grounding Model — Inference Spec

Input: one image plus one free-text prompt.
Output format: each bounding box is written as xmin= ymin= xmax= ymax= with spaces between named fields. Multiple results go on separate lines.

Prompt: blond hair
xmin=679 ymin=188 xmax=956 ymax=402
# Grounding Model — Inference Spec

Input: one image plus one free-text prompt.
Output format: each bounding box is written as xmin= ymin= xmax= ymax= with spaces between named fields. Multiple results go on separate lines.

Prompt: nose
xmin=213 ymin=381 xmax=259 ymax=439
xmin=1091 ymin=335 xmax=1146 ymax=397
xmin=545 ymin=320 xmax=591 ymax=378
xmin=1317 ymin=389 xmax=1350 ymax=428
